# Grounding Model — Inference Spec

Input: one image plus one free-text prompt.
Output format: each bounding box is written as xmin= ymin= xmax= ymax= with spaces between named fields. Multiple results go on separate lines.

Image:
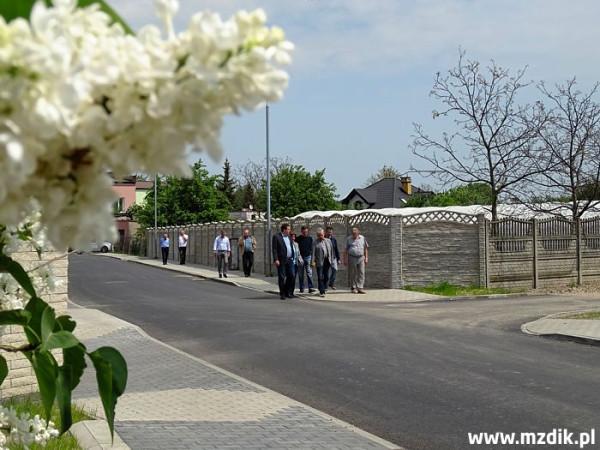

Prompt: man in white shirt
xmin=213 ymin=229 xmax=231 ymax=278
xmin=178 ymin=229 xmax=189 ymax=265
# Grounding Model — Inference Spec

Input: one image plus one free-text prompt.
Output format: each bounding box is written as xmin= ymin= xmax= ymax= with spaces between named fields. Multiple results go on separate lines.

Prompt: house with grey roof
xmin=340 ymin=177 xmax=431 ymax=210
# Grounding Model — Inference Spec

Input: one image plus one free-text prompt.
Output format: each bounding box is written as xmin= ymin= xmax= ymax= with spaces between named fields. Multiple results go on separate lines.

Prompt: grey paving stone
xmin=116 ymin=407 xmax=391 ymax=450
xmin=74 ymin=328 xmax=261 ymax=397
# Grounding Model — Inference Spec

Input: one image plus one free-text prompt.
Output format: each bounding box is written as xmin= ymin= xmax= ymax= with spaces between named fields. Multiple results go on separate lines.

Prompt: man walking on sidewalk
xmin=178 ymin=229 xmax=188 ymax=265
xmin=296 ymin=226 xmax=315 ymax=293
xmin=344 ymin=227 xmax=369 ymax=294
xmin=159 ymin=233 xmax=170 ymax=265
xmin=325 ymin=226 xmax=341 ymax=290
xmin=272 ymin=223 xmax=296 ymax=300
xmin=312 ymin=228 xmax=333 ymax=297
xmin=213 ymin=229 xmax=231 ymax=278
xmin=238 ymin=228 xmax=256 ymax=277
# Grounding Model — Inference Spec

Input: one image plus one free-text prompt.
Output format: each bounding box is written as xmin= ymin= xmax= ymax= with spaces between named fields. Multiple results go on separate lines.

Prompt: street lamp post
xmin=266 ymin=103 xmax=272 ymax=276
xmin=154 ymin=173 xmax=158 ymax=259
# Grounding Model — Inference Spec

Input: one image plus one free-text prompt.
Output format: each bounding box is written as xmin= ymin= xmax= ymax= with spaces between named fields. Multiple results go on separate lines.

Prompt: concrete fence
xmin=144 ymin=210 xmax=480 ymax=289
xmin=146 ymin=210 xmax=600 ymax=290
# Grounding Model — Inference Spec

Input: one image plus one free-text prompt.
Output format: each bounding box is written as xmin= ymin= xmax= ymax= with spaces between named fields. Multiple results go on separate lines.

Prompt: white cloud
xmin=107 ymin=0 xmax=600 ymax=81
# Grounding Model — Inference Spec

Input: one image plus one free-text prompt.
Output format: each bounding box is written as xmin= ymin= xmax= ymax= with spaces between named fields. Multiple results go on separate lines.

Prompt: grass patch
xmin=405 ymin=281 xmax=518 ymax=297
xmin=4 ymin=395 xmax=91 ymax=450
xmin=562 ymin=311 xmax=600 ymax=320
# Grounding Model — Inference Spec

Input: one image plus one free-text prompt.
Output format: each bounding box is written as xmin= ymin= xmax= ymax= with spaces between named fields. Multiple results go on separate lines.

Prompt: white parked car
xmin=88 ymin=241 xmax=113 ymax=253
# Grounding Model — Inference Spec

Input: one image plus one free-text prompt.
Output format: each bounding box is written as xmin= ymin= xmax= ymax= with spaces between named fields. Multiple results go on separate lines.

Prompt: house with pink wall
xmin=112 ymin=176 xmax=153 ymax=250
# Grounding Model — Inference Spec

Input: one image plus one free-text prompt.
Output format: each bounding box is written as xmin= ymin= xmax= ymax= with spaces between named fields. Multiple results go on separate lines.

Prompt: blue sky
xmin=112 ymin=0 xmax=600 ymax=197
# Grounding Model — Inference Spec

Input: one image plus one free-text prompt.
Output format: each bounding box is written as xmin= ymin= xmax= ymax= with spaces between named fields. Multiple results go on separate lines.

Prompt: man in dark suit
xmin=272 ymin=223 xmax=296 ymax=300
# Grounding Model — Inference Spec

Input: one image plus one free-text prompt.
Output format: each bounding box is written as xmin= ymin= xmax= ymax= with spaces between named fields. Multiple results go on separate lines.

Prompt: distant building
xmin=230 ymin=207 xmax=263 ymax=221
xmin=341 ymin=177 xmax=431 ymax=210
xmin=112 ymin=175 xmax=153 ymax=248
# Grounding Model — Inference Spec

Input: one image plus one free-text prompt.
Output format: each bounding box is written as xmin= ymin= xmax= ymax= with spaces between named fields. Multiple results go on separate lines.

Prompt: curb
xmin=70 ymin=420 xmax=130 ymax=450
xmin=96 ymin=253 xmax=266 ymax=292
xmin=521 ymin=310 xmax=600 ymax=345
xmin=97 ymin=254 xmax=545 ymax=304
xmin=68 ymin=302 xmax=402 ymax=450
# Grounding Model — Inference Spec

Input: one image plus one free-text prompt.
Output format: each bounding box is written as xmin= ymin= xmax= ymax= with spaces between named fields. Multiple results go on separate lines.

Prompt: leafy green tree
xmin=129 ymin=161 xmax=230 ymax=228
xmin=405 ymin=183 xmax=493 ymax=207
xmin=233 ymin=183 xmax=257 ymax=210
xmin=217 ymin=158 xmax=236 ymax=206
xmin=257 ymin=165 xmax=339 ymax=217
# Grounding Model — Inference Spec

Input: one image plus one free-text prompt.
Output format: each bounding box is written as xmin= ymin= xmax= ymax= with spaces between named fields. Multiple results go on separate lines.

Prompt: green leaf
xmin=0 ymin=0 xmax=133 ymax=34
xmin=24 ymin=296 xmax=50 ymax=345
xmin=64 ymin=344 xmax=87 ymax=391
xmin=0 ymin=309 xmax=31 ymax=326
xmin=56 ymin=365 xmax=73 ymax=434
xmin=0 ymin=254 xmax=36 ymax=298
xmin=88 ymin=347 xmax=127 ymax=438
xmin=0 ymin=354 xmax=8 ymax=386
xmin=29 ymin=350 xmax=58 ymax=421
xmin=40 ymin=305 xmax=56 ymax=342
xmin=41 ymin=330 xmax=79 ymax=352
xmin=76 ymin=0 xmax=133 ymax=34
xmin=55 ymin=315 xmax=76 ymax=332
xmin=0 ymin=0 xmax=36 ymax=23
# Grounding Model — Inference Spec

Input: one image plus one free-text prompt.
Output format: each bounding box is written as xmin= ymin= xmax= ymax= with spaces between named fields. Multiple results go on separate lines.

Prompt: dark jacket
xmin=272 ymin=233 xmax=295 ymax=263
xmin=330 ymin=236 xmax=340 ymax=261
xmin=296 ymin=235 xmax=313 ymax=258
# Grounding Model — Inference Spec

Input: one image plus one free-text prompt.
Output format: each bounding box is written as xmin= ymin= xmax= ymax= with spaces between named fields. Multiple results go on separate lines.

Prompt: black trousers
xmin=317 ymin=259 xmax=331 ymax=294
xmin=179 ymin=246 xmax=187 ymax=265
xmin=161 ymin=247 xmax=169 ymax=264
xmin=277 ymin=258 xmax=295 ymax=297
xmin=242 ymin=252 xmax=254 ymax=276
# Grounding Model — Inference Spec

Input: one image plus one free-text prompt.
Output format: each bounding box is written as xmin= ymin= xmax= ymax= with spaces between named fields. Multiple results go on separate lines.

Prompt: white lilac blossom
xmin=0 ymin=0 xmax=293 ymax=249
xmin=0 ymin=406 xmax=59 ymax=449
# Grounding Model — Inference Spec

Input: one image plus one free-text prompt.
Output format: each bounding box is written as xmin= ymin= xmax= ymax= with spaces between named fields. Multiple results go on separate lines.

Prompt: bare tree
xmin=524 ymin=79 xmax=600 ymax=219
xmin=411 ymin=51 xmax=545 ymax=219
xmin=234 ymin=156 xmax=292 ymax=212
xmin=364 ymin=165 xmax=403 ymax=187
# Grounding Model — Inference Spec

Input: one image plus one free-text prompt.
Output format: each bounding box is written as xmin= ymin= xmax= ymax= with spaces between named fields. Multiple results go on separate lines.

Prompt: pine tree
xmin=217 ymin=158 xmax=236 ymax=206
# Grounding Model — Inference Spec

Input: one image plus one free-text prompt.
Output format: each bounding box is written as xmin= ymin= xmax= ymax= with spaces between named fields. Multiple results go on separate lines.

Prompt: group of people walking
xmin=157 ymin=224 xmax=369 ymax=300
xmin=272 ymin=223 xmax=369 ymax=300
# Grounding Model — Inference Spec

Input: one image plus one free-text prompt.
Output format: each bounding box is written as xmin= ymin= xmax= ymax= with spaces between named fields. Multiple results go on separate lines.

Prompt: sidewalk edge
xmin=69 ymin=419 xmax=130 ymax=450
xmin=521 ymin=310 xmax=600 ymax=344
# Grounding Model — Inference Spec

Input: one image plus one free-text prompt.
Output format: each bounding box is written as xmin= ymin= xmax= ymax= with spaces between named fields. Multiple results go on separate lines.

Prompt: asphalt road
xmin=69 ymin=254 xmax=600 ymax=450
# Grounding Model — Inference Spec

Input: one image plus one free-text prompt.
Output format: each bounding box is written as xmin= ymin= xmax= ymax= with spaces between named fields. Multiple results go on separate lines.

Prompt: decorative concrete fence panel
xmin=401 ymin=212 xmax=482 ymax=287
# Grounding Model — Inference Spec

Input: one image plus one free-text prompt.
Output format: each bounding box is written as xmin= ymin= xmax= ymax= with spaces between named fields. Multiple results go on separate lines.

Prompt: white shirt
xmin=282 ymin=235 xmax=292 ymax=258
xmin=178 ymin=234 xmax=188 ymax=247
xmin=214 ymin=236 xmax=231 ymax=252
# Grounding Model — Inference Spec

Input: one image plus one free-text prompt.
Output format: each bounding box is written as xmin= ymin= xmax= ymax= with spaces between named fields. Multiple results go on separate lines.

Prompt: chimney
xmin=400 ymin=176 xmax=412 ymax=195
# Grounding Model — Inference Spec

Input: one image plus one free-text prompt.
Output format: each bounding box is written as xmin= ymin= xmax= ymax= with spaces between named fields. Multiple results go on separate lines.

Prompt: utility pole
xmin=266 ymin=103 xmax=272 ymax=276
xmin=154 ymin=173 xmax=158 ymax=259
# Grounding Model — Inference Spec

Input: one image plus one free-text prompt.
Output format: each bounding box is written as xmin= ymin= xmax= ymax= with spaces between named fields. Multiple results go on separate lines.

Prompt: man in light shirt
xmin=213 ymin=229 xmax=231 ymax=278
xmin=178 ymin=229 xmax=188 ymax=265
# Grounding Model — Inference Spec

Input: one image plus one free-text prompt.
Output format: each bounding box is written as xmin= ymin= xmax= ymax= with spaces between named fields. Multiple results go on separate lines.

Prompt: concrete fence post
xmin=477 ymin=214 xmax=488 ymax=288
xmin=577 ymin=217 xmax=583 ymax=286
xmin=532 ymin=218 xmax=538 ymax=289
xmin=389 ymin=216 xmax=403 ymax=289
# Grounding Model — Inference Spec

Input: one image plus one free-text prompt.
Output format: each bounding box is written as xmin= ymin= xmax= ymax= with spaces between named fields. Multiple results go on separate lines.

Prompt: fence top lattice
xmin=148 ymin=203 xmax=600 ymax=231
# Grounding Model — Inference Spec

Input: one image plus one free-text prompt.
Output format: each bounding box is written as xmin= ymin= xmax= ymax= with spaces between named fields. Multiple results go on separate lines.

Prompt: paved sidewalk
xmin=100 ymin=253 xmax=442 ymax=303
xmin=70 ymin=305 xmax=400 ymax=450
xmin=522 ymin=311 xmax=600 ymax=342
